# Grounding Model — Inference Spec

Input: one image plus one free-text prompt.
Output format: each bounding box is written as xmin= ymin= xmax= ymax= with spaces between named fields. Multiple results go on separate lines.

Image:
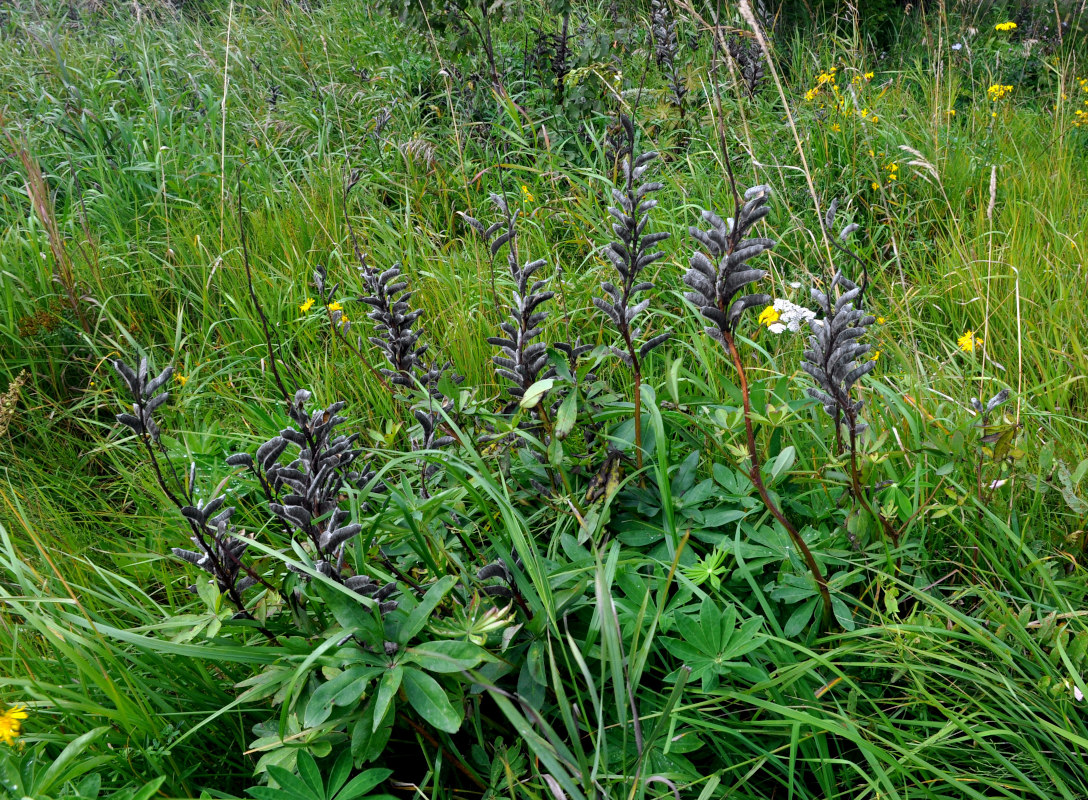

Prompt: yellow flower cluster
xmin=804 ymin=67 xmax=838 ymax=102
xmin=994 ymin=21 xmax=1017 ymax=32
xmin=0 ymin=705 xmax=28 ymax=746
xmin=299 ymin=297 xmax=315 ymax=313
xmin=758 ymin=306 xmax=780 ymax=327
xmin=885 ymin=162 xmax=899 ymax=181
xmin=521 ymin=184 xmax=534 ymax=203
xmin=1072 ymin=78 xmax=1088 ymax=127
xmin=988 ymin=84 xmax=1013 ymax=102
xmin=958 ymin=331 xmax=983 ymax=353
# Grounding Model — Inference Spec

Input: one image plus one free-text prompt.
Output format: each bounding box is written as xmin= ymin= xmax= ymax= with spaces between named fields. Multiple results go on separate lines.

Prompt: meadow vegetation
xmin=2 ymin=0 xmax=1088 ymax=797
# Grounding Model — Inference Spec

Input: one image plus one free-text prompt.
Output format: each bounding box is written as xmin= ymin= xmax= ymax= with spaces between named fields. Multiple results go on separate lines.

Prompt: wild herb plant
xmin=462 ymin=193 xmax=559 ymax=407
xmin=651 ymin=0 xmax=687 ymax=115
xmin=684 ymin=185 xmax=832 ymax=620
xmin=593 ymin=115 xmax=670 ymax=472
xmin=726 ymin=33 xmax=765 ymax=100
xmin=803 ymin=200 xmax=898 ymax=546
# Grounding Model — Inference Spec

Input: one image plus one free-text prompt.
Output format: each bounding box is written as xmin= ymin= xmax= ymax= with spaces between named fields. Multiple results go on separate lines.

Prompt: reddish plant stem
xmin=723 ymin=331 xmax=832 ymax=624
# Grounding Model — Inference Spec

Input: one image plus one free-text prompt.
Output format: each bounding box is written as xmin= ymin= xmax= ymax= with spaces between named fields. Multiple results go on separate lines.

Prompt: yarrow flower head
xmin=0 ymin=705 xmax=28 ymax=746
xmin=957 ymin=330 xmax=983 ymax=352
xmin=761 ymin=298 xmax=816 ymax=334
xmin=994 ymin=21 xmax=1017 ymax=32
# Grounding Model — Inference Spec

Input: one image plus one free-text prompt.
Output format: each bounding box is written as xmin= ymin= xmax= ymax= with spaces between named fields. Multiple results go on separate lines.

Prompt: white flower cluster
xmin=766 ymin=298 xmax=816 ymax=334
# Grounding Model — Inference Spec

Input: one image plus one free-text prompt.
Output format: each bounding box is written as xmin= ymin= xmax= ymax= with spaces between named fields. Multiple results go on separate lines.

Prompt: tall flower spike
xmin=684 ymin=184 xmax=776 ymax=343
xmin=802 ymin=271 xmax=875 ymax=436
xmin=595 ymin=115 xmax=671 ymax=365
xmin=595 ymin=115 xmax=670 ymax=470
xmin=801 ymin=201 xmax=875 ymax=438
xmin=651 ymin=0 xmax=687 ymax=114
xmin=111 ymin=357 xmax=173 ymax=441
xmin=464 ymin=194 xmax=558 ymax=403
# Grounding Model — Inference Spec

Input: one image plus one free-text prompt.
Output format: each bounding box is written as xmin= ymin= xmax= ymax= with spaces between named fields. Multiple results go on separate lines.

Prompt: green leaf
xmin=406 ymin=640 xmax=491 ymax=673
xmin=264 ymin=759 xmax=322 ymax=800
xmin=352 ymin=699 xmax=394 ymax=764
xmin=519 ymin=378 xmax=554 ymax=409
xmin=327 ymin=750 xmax=354 ymax=800
xmin=784 ymin=597 xmax=818 ymax=637
xmin=373 ymin=667 xmax=403 ymax=733
xmin=318 ymin=581 xmax=380 ymax=639
xmin=305 ymin=666 xmax=375 ymax=728
xmin=830 ymin=594 xmax=856 ymax=631
xmin=554 ymin=391 xmax=578 ymax=439
xmin=296 ymin=750 xmax=323 ymax=798
xmin=402 ymin=667 xmax=462 ymax=733
xmin=768 ymin=446 xmax=796 ymax=484
xmin=336 ymin=768 xmax=392 ymax=800
xmin=399 ymin=575 xmax=458 ymax=643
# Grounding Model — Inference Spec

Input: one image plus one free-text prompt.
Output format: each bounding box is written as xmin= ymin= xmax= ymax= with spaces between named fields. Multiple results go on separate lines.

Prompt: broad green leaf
xmin=336 ymin=768 xmax=392 ymax=800
xmin=402 ymin=667 xmax=462 ymax=733
xmin=519 ymin=378 xmax=554 ymax=409
xmin=768 ymin=446 xmax=796 ymax=483
xmin=784 ymin=597 xmax=818 ymax=637
xmin=305 ymin=666 xmax=375 ymax=728
xmin=264 ymin=759 xmax=322 ymax=800
xmin=554 ymin=391 xmax=578 ymax=439
xmin=399 ymin=575 xmax=458 ymax=643
xmin=296 ymin=750 xmax=323 ymax=797
xmin=318 ymin=581 xmax=380 ymax=639
xmin=373 ymin=667 xmax=402 ymax=733
xmin=407 ymin=640 xmax=491 ymax=673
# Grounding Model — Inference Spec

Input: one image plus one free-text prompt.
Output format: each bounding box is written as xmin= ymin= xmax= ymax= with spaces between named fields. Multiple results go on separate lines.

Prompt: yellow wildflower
xmin=326 ymin=302 xmax=343 ymax=313
xmin=521 ymin=185 xmax=534 ymax=203
xmin=175 ymin=374 xmax=188 ymax=387
xmin=994 ymin=22 xmax=1017 ymax=32
xmin=864 ymin=71 xmax=875 ymax=80
xmin=988 ymin=84 xmax=1013 ymax=102
xmin=947 ymin=109 xmax=956 ymax=116
xmin=0 ymin=705 xmax=28 ymax=746
xmin=957 ymin=331 xmax=982 ymax=352
xmin=299 ymin=297 xmax=315 ymax=313
xmin=830 ymin=123 xmax=841 ymax=133
xmin=871 ymin=181 xmax=881 ymax=191
xmin=758 ymin=306 xmax=781 ymax=327
xmin=871 ymin=350 xmax=881 ymax=361
xmin=877 ymin=316 xmax=886 ymax=325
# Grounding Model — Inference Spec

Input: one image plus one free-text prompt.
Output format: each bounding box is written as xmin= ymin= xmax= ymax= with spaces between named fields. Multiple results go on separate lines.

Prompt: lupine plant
xmin=651 ymin=0 xmax=687 ymax=115
xmin=684 ymin=186 xmax=833 ymax=620
xmin=593 ymin=114 xmax=670 ymax=472
xmin=463 ymin=193 xmax=559 ymax=407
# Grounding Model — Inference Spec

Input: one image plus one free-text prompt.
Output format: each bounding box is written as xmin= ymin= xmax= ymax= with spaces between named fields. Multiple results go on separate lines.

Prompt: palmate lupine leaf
xmin=683 ymin=185 xmax=775 ymax=344
xmin=594 ymin=115 xmax=671 ymax=366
